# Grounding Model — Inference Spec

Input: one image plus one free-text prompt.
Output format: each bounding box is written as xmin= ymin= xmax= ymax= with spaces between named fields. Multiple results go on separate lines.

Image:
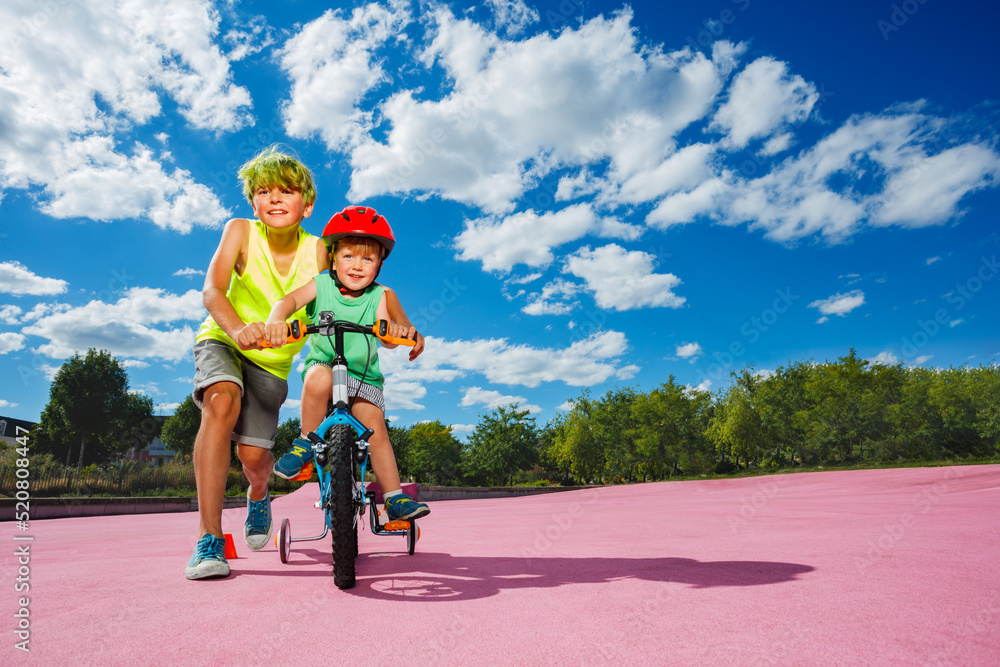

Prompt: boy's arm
xmin=264 ymin=280 xmax=318 ymax=348
xmin=375 ymin=292 xmax=400 ymax=350
xmin=314 ymin=237 xmax=330 ymax=275
xmin=382 ymin=286 xmax=424 ymax=360
xmin=203 ymin=218 xmax=264 ymax=350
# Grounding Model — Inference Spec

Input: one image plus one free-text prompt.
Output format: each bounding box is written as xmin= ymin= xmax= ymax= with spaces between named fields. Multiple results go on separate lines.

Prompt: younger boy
xmin=263 ymin=205 xmax=430 ymax=522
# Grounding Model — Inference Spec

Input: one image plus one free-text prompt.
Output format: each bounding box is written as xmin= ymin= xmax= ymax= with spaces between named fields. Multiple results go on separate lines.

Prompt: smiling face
xmin=332 ymin=238 xmax=384 ymax=293
xmin=250 ymin=184 xmax=313 ymax=230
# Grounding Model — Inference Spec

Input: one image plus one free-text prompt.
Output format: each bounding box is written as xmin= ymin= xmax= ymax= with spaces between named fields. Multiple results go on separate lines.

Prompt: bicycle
xmin=266 ymin=311 xmax=420 ymax=589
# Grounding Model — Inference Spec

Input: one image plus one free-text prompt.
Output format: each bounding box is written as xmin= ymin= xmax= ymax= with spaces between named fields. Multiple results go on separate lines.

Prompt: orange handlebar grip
xmin=260 ymin=320 xmax=308 ymax=348
xmin=373 ymin=320 xmax=417 ymax=347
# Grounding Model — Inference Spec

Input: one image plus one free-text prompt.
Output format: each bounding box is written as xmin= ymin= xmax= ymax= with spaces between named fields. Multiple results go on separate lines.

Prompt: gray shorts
xmin=193 ymin=339 xmax=288 ymax=449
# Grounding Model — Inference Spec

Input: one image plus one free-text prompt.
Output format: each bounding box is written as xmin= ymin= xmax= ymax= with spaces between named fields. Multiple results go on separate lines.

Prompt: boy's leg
xmin=193 ymin=381 xmax=241 ymax=539
xmin=301 ymin=364 xmax=332 ymax=433
xmin=352 ymin=399 xmax=401 ymax=493
xmin=233 ymin=358 xmax=288 ymax=549
xmin=275 ymin=364 xmax=330 ymax=479
xmin=238 ymin=444 xmax=274 ymax=502
xmin=352 ymin=398 xmax=429 ymax=521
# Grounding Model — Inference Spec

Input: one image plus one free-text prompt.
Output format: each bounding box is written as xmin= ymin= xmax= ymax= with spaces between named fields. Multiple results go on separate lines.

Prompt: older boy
xmin=185 ymin=146 xmax=328 ymax=580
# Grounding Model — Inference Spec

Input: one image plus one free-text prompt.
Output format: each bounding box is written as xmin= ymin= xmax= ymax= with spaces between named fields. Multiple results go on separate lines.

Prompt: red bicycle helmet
xmin=322 ymin=205 xmax=395 ymax=258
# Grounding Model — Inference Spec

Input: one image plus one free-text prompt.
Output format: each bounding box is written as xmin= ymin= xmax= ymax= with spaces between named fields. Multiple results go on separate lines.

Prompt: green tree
xmin=406 ymin=421 xmax=463 ymax=485
xmin=160 ymin=395 xmax=201 ymax=461
xmin=464 ymin=404 xmax=538 ymax=486
xmin=591 ymin=387 xmax=641 ymax=483
xmin=633 ymin=377 xmax=714 ymax=478
xmin=35 ymin=349 xmax=151 ymax=469
xmin=706 ymin=368 xmax=768 ymax=468
xmin=803 ymin=350 xmax=890 ymax=461
xmin=548 ymin=393 xmax=604 ymax=484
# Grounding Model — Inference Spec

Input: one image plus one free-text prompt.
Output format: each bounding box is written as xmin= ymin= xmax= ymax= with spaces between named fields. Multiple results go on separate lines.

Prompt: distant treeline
xmin=387 ymin=350 xmax=999 ymax=486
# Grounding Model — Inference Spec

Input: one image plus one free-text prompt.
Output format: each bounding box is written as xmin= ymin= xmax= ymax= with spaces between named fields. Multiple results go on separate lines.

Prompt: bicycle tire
xmin=327 ymin=423 xmax=359 ymax=589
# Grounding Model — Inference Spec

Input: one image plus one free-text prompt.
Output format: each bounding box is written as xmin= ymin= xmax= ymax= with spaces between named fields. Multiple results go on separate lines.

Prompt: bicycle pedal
xmin=288 ymin=462 xmax=314 ymax=481
xmin=383 ymin=520 xmax=411 ymax=532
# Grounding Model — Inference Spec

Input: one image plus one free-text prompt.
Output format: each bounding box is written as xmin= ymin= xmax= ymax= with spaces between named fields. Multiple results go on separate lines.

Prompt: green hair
xmin=237 ymin=145 xmax=317 ymax=205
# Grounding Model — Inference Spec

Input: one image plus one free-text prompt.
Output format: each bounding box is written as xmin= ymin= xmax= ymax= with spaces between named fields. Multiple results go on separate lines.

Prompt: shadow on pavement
xmin=345 ymin=552 xmax=815 ymax=601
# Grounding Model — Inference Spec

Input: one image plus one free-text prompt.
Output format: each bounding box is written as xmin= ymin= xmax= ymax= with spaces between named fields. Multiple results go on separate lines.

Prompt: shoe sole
xmin=245 ymin=527 xmax=272 ymax=551
xmin=272 ymin=467 xmax=303 ymax=480
xmin=389 ymin=506 xmax=430 ymax=521
xmin=185 ymin=561 xmax=231 ymax=580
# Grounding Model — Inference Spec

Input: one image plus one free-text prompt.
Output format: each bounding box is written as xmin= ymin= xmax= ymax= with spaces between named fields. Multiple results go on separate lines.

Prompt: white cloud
xmin=950 ymin=319 xmax=964 ymax=328
xmin=174 ymin=268 xmax=206 ymax=278
xmin=346 ymin=8 xmax=727 ymax=211
xmin=685 ymin=379 xmax=712 ymax=394
xmin=522 ymin=279 xmax=580 ymax=316
xmin=384 ymin=380 xmax=427 ymax=411
xmin=870 ymin=351 xmax=900 ymax=366
xmin=26 ymin=288 xmax=204 ymax=360
xmin=809 ymin=290 xmax=866 ymax=322
xmin=760 ymin=132 xmax=794 ymax=156
xmin=0 ymin=0 xmax=241 ymax=229
xmin=486 ymin=0 xmax=539 ymax=35
xmin=872 ymin=143 xmax=1000 ymax=227
xmin=0 ymin=306 xmax=21 ymax=325
xmin=38 ymin=139 xmax=229 ymax=232
xmin=714 ymin=111 xmax=1000 ymax=243
xmin=0 ymin=332 xmax=26 ymax=354
xmin=389 ymin=330 xmax=634 ymax=389
xmin=925 ymin=256 xmax=941 ymax=266
xmin=675 ymin=342 xmax=702 ymax=360
xmin=0 ymin=262 xmax=68 ymax=296
xmin=460 ymin=386 xmax=540 ymax=413
xmin=279 ymin=2 xmax=412 ymax=151
xmin=562 ymin=245 xmax=685 ymax=311
xmin=454 ymin=204 xmax=599 ymax=271
xmin=711 ymin=57 xmax=819 ymax=148
xmin=646 ymin=177 xmax=727 ymax=229
xmin=914 ymin=355 xmax=933 ymax=364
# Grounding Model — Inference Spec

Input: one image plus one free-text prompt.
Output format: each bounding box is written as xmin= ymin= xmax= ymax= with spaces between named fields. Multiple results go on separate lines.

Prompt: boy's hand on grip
xmin=375 ymin=320 xmax=418 ymax=347
xmin=236 ymin=322 xmax=266 ymax=350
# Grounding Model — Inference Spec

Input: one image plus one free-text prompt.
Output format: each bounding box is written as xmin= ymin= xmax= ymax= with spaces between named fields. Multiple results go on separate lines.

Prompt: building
xmin=125 ymin=416 xmax=176 ymax=466
xmin=0 ymin=416 xmax=36 ymax=448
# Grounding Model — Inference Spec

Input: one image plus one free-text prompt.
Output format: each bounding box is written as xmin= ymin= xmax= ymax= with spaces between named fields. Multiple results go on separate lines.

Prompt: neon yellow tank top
xmin=196 ymin=219 xmax=319 ymax=379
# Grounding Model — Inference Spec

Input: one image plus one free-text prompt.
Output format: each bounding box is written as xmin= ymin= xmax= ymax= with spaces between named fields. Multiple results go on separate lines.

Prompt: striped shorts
xmin=305 ymin=361 xmax=385 ymax=413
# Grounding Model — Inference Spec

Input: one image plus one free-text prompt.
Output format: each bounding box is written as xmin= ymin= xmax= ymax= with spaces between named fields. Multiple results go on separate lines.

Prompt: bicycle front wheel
xmin=326 ymin=423 xmax=359 ymax=589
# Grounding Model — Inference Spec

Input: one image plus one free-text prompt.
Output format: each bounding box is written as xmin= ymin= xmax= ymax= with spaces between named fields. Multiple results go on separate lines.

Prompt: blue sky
xmin=1 ymin=0 xmax=998 ymax=438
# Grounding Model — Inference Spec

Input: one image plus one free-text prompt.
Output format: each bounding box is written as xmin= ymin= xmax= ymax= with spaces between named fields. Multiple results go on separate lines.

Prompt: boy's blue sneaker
xmin=385 ymin=493 xmax=430 ymax=521
xmin=185 ymin=534 xmax=230 ymax=580
xmin=273 ymin=437 xmax=313 ymax=480
xmin=244 ymin=489 xmax=272 ymax=550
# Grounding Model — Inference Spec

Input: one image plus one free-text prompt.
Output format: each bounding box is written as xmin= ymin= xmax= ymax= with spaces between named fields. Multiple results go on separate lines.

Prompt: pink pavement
xmin=4 ymin=464 xmax=999 ymax=666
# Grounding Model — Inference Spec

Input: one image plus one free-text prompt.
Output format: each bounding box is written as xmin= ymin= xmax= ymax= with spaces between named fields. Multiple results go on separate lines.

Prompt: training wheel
xmin=406 ymin=521 xmax=419 ymax=555
xmin=277 ymin=518 xmax=291 ymax=563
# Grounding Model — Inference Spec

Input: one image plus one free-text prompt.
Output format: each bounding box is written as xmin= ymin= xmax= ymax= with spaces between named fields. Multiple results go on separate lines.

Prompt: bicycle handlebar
xmin=261 ymin=316 xmax=417 ymax=348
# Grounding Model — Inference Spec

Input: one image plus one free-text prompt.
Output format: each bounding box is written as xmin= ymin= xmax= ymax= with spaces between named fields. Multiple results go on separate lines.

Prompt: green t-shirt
xmin=302 ymin=275 xmax=385 ymax=388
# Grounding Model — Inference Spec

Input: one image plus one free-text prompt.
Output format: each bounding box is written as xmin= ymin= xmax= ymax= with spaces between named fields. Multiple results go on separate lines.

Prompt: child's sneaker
xmin=274 ymin=437 xmax=313 ymax=479
xmin=185 ymin=534 xmax=230 ymax=580
xmin=384 ymin=493 xmax=430 ymax=521
xmin=244 ymin=489 xmax=272 ymax=550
